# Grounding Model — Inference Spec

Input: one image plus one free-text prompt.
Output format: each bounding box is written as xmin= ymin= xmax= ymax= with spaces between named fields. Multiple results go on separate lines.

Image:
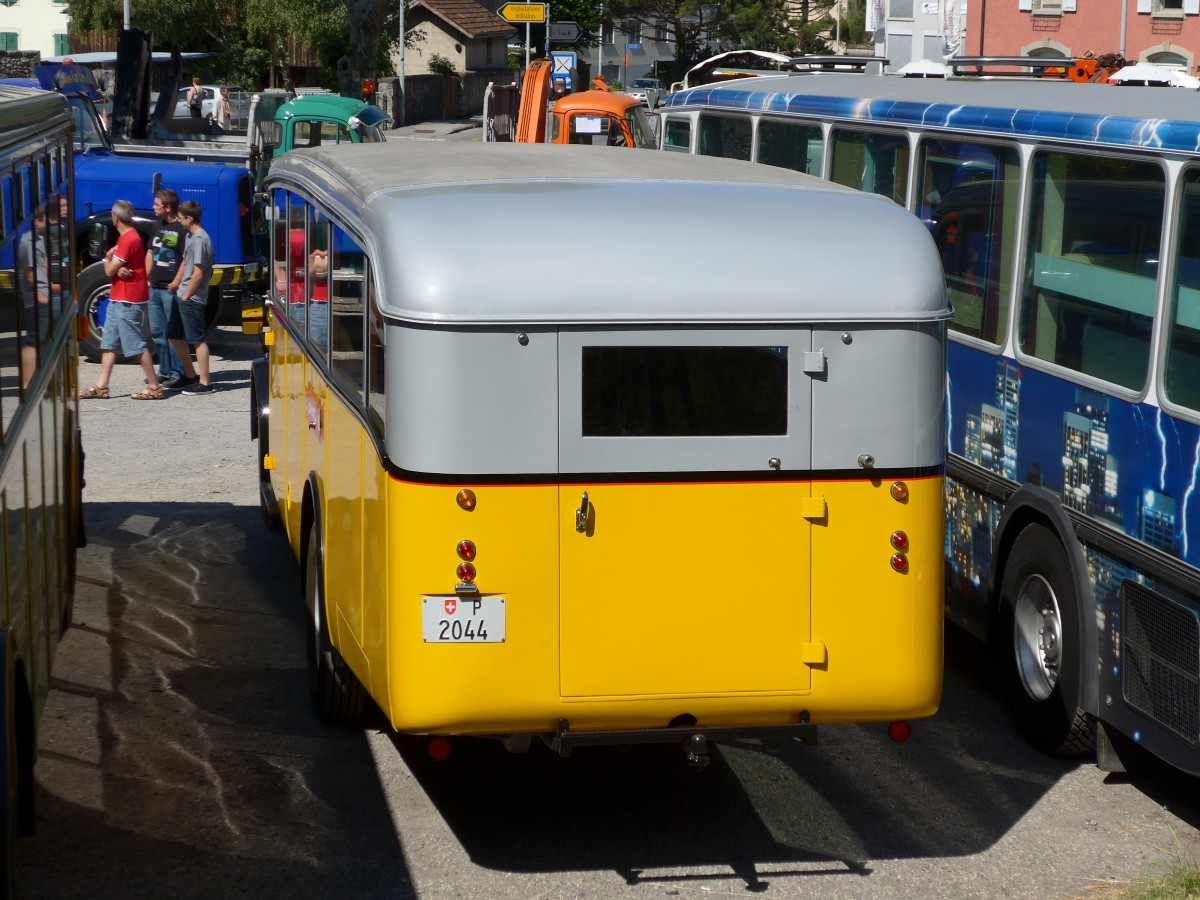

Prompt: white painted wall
xmin=0 ymin=0 xmax=70 ymax=57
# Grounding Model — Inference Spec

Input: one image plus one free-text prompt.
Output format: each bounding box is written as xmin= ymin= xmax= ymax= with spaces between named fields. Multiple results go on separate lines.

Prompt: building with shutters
xmin=0 ymin=0 xmax=70 ymax=58
xmin=871 ymin=0 xmax=1200 ymax=74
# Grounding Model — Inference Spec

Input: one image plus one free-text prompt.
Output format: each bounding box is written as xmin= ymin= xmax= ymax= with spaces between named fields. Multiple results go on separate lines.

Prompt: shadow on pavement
xmin=391 ymin=625 xmax=1098 ymax=892
xmin=15 ymin=500 xmax=414 ymax=900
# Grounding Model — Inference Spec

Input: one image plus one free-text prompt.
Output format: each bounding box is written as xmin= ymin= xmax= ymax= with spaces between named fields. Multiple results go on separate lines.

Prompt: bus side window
xmin=1165 ymin=172 xmax=1200 ymax=411
xmin=921 ymin=140 xmax=1019 ymax=346
xmin=329 ymin=224 xmax=366 ymax=399
xmin=662 ymin=118 xmax=691 ymax=152
xmin=698 ymin=113 xmax=751 ymax=161
xmin=307 ymin=207 xmax=331 ymax=359
xmin=830 ymin=128 xmax=909 ymax=206
xmin=1018 ymin=153 xmax=1160 ymax=390
xmin=366 ymin=281 xmax=386 ymax=433
xmin=756 ymin=119 xmax=823 ymax=176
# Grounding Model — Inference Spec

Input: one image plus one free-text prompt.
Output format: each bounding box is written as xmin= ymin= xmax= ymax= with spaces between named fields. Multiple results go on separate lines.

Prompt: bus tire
xmin=305 ymin=523 xmax=365 ymax=723
xmin=252 ymin=385 xmax=281 ymax=532
xmin=77 ymin=262 xmax=111 ymax=364
xmin=998 ymin=524 xmax=1095 ymax=756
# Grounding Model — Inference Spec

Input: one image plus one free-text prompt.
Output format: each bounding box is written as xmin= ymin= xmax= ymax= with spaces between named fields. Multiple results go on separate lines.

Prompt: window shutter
xmin=1186 ymin=0 xmax=1199 ymax=14
xmin=1019 ymin=0 xmax=1032 ymax=11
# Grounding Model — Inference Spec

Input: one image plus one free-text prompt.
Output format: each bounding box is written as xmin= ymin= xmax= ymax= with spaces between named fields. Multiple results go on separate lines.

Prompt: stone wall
xmin=0 ymin=51 xmax=40 ymax=79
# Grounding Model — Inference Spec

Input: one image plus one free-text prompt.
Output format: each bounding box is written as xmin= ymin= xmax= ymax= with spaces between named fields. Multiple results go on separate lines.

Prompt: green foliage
xmin=787 ymin=0 xmax=835 ymax=55
xmin=840 ymin=0 xmax=871 ymax=47
xmin=64 ymin=0 xmax=399 ymax=93
xmin=427 ymin=53 xmax=457 ymax=76
xmin=712 ymin=0 xmax=798 ymax=54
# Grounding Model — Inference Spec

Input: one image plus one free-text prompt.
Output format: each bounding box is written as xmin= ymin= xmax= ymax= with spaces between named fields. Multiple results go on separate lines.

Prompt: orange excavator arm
xmin=515 ymin=59 xmax=552 ymax=143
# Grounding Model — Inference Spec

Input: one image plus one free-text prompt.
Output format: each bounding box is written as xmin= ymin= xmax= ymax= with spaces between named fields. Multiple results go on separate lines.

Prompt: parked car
xmin=173 ymin=84 xmax=250 ymax=122
xmin=625 ymin=77 xmax=663 ymax=106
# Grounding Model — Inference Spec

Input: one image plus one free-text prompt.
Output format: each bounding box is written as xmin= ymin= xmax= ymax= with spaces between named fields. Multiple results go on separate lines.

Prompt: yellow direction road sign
xmin=499 ymin=1 xmax=547 ymax=21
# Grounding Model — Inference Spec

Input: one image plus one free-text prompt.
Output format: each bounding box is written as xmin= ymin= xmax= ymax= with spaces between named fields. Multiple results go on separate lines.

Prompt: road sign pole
xmin=525 ymin=22 xmax=530 ymax=71
xmin=544 ymin=2 xmax=550 ymax=73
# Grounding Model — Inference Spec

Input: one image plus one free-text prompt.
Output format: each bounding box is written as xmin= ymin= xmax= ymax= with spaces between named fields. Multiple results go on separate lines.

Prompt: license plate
xmin=422 ymin=596 xmax=506 ymax=643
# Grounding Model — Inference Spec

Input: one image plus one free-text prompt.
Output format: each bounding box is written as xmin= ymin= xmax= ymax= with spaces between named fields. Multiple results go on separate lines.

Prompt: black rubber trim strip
xmin=948 ymin=454 xmax=1200 ymax=600
xmin=385 ymin=464 xmax=945 ymax=487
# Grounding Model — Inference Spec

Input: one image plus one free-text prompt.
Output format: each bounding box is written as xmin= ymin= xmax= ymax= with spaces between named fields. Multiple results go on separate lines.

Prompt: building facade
xmin=874 ymin=0 xmax=1200 ymax=72
xmin=0 ymin=0 xmax=69 ymax=58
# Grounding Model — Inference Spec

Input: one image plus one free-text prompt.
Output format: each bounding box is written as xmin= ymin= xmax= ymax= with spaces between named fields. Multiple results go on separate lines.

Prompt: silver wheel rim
xmin=1012 ymin=573 xmax=1062 ymax=702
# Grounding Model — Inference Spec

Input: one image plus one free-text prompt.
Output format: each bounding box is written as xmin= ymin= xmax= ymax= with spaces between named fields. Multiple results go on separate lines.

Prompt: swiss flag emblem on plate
xmin=444 ymin=598 xmax=457 ymax=616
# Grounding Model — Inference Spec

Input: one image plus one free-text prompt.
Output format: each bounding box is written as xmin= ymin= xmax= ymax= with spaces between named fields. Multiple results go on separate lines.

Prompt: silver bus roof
xmin=267 ymin=142 xmax=949 ymax=327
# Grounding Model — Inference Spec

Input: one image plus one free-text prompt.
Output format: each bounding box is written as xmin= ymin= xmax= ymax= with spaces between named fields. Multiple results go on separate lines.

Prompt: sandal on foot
xmin=130 ymin=387 xmax=165 ymax=400
xmin=79 ymin=385 xmax=109 ymax=399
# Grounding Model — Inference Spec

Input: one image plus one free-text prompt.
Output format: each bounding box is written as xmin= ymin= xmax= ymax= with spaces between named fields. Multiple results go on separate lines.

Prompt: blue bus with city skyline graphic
xmin=659 ymin=71 xmax=1200 ymax=776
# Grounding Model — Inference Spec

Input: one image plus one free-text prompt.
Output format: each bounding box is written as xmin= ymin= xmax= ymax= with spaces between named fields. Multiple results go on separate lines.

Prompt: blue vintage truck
xmin=6 ymin=59 xmax=389 ymax=360
xmin=2 ymin=63 xmax=261 ymax=360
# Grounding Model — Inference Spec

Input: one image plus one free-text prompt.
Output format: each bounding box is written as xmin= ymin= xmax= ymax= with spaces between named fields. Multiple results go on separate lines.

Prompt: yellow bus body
xmin=272 ymin=328 xmax=943 ymax=734
xmin=253 ymin=142 xmax=949 ymax=749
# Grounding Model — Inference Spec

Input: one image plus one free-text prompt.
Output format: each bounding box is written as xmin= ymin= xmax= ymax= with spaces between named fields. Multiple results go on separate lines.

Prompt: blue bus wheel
xmin=999 ymin=524 xmax=1095 ymax=756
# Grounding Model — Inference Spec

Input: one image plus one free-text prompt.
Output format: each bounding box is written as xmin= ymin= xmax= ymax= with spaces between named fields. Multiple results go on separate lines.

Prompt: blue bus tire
xmin=998 ymin=524 xmax=1096 ymax=756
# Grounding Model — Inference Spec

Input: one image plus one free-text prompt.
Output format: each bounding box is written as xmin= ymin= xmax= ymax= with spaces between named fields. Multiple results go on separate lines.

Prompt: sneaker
xmin=182 ymin=381 xmax=213 ymax=395
xmin=146 ymin=375 xmax=181 ymax=387
xmin=173 ymin=375 xmax=200 ymax=390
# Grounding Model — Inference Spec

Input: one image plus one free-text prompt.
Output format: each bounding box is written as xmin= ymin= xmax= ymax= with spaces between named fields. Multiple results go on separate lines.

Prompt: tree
xmin=64 ymin=0 xmax=386 ymax=93
xmin=789 ymin=0 xmax=835 ymax=55
xmin=606 ymin=0 xmax=720 ymax=85
xmin=839 ymin=0 xmax=870 ymax=48
xmin=711 ymin=0 xmax=798 ymax=55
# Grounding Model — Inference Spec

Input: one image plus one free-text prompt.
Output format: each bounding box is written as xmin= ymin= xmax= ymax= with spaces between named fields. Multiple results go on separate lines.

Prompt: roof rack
xmin=945 ymin=56 xmax=1089 ymax=78
xmin=788 ymin=55 xmax=890 ymax=73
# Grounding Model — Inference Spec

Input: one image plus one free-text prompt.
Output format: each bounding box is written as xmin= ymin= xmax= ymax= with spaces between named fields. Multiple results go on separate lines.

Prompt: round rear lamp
xmin=891 ymin=531 xmax=909 ymax=552
xmin=888 ymin=720 xmax=912 ymax=742
xmin=890 ymin=481 xmax=909 ymax=502
xmin=457 ymin=540 xmax=477 ymax=561
xmin=890 ymin=553 xmax=909 ymax=573
xmin=456 ymin=489 xmax=477 ymax=511
xmin=456 ymin=562 xmax=476 ymax=583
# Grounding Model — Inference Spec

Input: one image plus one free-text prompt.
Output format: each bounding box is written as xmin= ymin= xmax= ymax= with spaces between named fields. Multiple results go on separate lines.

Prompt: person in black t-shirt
xmin=145 ymin=189 xmax=187 ymax=385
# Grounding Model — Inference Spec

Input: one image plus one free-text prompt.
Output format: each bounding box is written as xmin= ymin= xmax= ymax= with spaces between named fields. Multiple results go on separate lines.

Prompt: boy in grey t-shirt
xmin=166 ymin=200 xmax=216 ymax=393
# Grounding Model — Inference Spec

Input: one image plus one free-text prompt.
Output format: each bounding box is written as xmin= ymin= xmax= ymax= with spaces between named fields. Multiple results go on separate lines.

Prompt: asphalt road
xmin=12 ymin=325 xmax=1200 ymax=899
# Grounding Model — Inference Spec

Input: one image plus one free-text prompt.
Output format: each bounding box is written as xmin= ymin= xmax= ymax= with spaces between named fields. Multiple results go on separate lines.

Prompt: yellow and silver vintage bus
xmin=250 ymin=142 xmax=949 ymax=760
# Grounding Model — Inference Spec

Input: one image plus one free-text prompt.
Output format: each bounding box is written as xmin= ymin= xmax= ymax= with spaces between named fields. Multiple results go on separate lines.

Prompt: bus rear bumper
xmin=546 ymin=716 xmax=817 ymax=757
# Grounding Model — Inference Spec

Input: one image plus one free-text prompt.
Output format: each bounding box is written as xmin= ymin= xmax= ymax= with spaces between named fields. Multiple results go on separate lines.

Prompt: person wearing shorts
xmin=79 ymin=200 xmax=164 ymax=400
xmin=167 ymin=200 xmax=215 ymax=394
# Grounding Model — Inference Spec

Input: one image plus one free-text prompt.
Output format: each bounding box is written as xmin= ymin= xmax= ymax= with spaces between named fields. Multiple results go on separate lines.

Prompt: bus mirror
xmin=87 ymin=220 xmax=111 ymax=260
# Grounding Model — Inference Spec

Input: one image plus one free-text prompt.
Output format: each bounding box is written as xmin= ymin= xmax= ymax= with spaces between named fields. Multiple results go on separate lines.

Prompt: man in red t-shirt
xmin=79 ymin=200 xmax=165 ymax=400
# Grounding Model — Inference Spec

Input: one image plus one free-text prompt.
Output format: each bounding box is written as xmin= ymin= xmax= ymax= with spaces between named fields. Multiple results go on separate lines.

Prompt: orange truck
xmin=489 ymin=59 xmax=658 ymax=148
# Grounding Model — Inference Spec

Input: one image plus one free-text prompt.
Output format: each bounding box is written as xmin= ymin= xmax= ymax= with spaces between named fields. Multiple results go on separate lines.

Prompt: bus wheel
xmin=304 ymin=524 xmax=366 ymax=723
xmin=77 ymin=263 xmax=111 ymax=364
xmin=255 ymin=406 xmax=281 ymax=532
xmin=998 ymin=524 xmax=1095 ymax=756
